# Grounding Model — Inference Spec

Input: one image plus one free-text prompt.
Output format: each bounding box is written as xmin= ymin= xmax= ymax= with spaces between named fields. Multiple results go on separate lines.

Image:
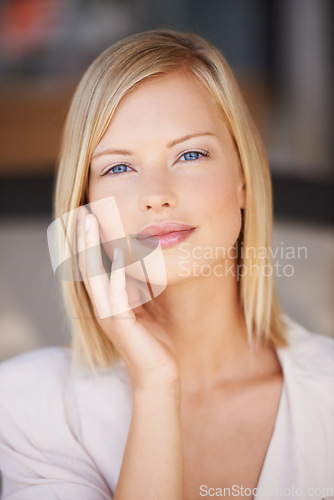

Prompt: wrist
xmin=133 ymin=381 xmax=181 ymax=406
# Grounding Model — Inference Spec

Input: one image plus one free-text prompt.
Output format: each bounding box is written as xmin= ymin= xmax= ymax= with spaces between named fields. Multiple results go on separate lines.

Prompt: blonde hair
xmin=54 ymin=28 xmax=288 ymax=372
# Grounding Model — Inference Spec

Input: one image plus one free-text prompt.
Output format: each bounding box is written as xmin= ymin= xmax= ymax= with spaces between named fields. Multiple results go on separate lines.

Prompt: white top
xmin=0 ymin=316 xmax=334 ymax=500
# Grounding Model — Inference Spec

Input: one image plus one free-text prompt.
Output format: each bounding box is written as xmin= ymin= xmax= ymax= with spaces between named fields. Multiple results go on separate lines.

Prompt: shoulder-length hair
xmin=54 ymin=28 xmax=288 ymax=372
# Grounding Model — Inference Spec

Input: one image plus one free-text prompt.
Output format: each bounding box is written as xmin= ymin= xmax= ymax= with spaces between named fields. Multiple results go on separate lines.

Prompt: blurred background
xmin=0 ymin=0 xmax=333 ymax=362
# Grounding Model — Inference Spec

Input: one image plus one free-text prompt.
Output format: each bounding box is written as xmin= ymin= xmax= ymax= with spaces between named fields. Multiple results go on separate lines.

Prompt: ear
xmin=237 ymin=165 xmax=246 ymax=210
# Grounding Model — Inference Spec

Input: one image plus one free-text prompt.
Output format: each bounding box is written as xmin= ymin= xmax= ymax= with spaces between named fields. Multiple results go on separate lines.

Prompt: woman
xmin=0 ymin=29 xmax=333 ymax=500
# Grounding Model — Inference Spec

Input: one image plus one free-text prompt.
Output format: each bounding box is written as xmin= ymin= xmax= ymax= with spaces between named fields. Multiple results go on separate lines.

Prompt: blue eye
xmin=104 ymin=164 xmax=133 ymax=176
xmin=102 ymin=149 xmax=209 ymax=176
xmin=180 ymin=150 xmax=209 ymax=161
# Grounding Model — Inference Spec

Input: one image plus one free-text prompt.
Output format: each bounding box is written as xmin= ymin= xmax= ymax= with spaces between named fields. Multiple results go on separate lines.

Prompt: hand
xmin=76 ymin=205 xmax=180 ymax=393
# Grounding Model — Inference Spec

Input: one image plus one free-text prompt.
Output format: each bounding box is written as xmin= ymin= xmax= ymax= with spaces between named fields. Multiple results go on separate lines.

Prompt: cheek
xmin=87 ymin=187 xmax=129 ymax=247
xmin=199 ymin=173 xmax=242 ymax=247
xmin=87 ymin=178 xmax=111 ymax=206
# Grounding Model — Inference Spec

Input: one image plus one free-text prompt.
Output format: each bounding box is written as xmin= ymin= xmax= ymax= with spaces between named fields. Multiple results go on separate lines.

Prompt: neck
xmin=143 ymin=262 xmax=253 ymax=392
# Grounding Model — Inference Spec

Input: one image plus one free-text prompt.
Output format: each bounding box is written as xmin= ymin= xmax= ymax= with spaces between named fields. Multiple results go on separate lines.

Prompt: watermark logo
xmin=178 ymin=241 xmax=307 ymax=279
xmin=199 ymin=484 xmax=334 ymax=497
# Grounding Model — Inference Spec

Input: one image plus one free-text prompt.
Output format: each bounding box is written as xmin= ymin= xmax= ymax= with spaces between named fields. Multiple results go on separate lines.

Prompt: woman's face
xmin=88 ymin=70 xmax=245 ymax=284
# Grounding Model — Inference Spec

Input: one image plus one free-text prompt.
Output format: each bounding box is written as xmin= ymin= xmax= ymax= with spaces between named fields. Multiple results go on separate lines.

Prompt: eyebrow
xmin=91 ymin=132 xmax=217 ymax=160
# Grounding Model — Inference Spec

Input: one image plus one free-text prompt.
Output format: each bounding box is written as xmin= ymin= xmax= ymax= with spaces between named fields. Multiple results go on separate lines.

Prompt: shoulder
xmin=283 ymin=315 xmax=334 ymax=370
xmin=0 ymin=347 xmax=72 ymax=411
xmin=0 ymin=347 xmax=132 ymax=497
xmin=0 ymin=347 xmax=125 ymax=498
xmin=276 ymin=317 xmax=334 ymax=484
xmin=0 ymin=345 xmax=71 ymax=383
xmin=0 ymin=345 xmax=130 ymax=396
xmin=0 ymin=346 xmax=132 ymax=442
xmin=0 ymin=347 xmax=75 ymax=453
xmin=280 ymin=315 xmax=334 ymax=407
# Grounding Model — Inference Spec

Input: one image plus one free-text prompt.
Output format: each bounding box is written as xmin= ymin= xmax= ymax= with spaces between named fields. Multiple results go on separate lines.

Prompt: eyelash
xmin=101 ymin=149 xmax=210 ymax=176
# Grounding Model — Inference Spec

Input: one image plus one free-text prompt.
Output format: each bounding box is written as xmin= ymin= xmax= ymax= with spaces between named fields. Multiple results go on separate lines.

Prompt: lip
xmin=136 ymin=221 xmax=196 ymax=238
xmin=135 ymin=222 xmax=196 ymax=249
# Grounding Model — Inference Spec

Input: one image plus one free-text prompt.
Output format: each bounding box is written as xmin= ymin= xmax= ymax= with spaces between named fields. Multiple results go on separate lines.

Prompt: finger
xmin=76 ymin=207 xmax=94 ymax=296
xmin=76 ymin=207 xmax=102 ymax=322
xmin=125 ymin=274 xmax=150 ymax=314
xmin=75 ymin=206 xmax=111 ymax=323
xmin=108 ymin=247 xmax=137 ymax=327
xmin=76 ymin=206 xmax=89 ymax=280
xmin=84 ymin=213 xmax=112 ymax=319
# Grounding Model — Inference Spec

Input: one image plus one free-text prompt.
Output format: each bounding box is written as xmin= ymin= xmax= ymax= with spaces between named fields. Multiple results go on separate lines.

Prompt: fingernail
xmin=113 ymin=247 xmax=118 ymax=261
xmin=85 ymin=215 xmax=90 ymax=232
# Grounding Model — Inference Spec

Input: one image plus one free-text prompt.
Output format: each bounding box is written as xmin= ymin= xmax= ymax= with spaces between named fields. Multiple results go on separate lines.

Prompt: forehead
xmin=95 ymin=70 xmax=224 ymax=145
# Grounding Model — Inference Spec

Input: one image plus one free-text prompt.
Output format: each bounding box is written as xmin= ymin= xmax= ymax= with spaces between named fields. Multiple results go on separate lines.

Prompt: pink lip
xmin=135 ymin=222 xmax=196 ymax=249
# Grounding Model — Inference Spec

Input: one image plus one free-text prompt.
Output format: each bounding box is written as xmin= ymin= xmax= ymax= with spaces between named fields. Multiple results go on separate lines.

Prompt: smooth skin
xmin=77 ymin=70 xmax=283 ymax=499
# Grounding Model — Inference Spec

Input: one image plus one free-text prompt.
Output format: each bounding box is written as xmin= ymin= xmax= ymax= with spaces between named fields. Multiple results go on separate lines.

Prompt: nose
xmin=138 ymin=171 xmax=178 ymax=212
